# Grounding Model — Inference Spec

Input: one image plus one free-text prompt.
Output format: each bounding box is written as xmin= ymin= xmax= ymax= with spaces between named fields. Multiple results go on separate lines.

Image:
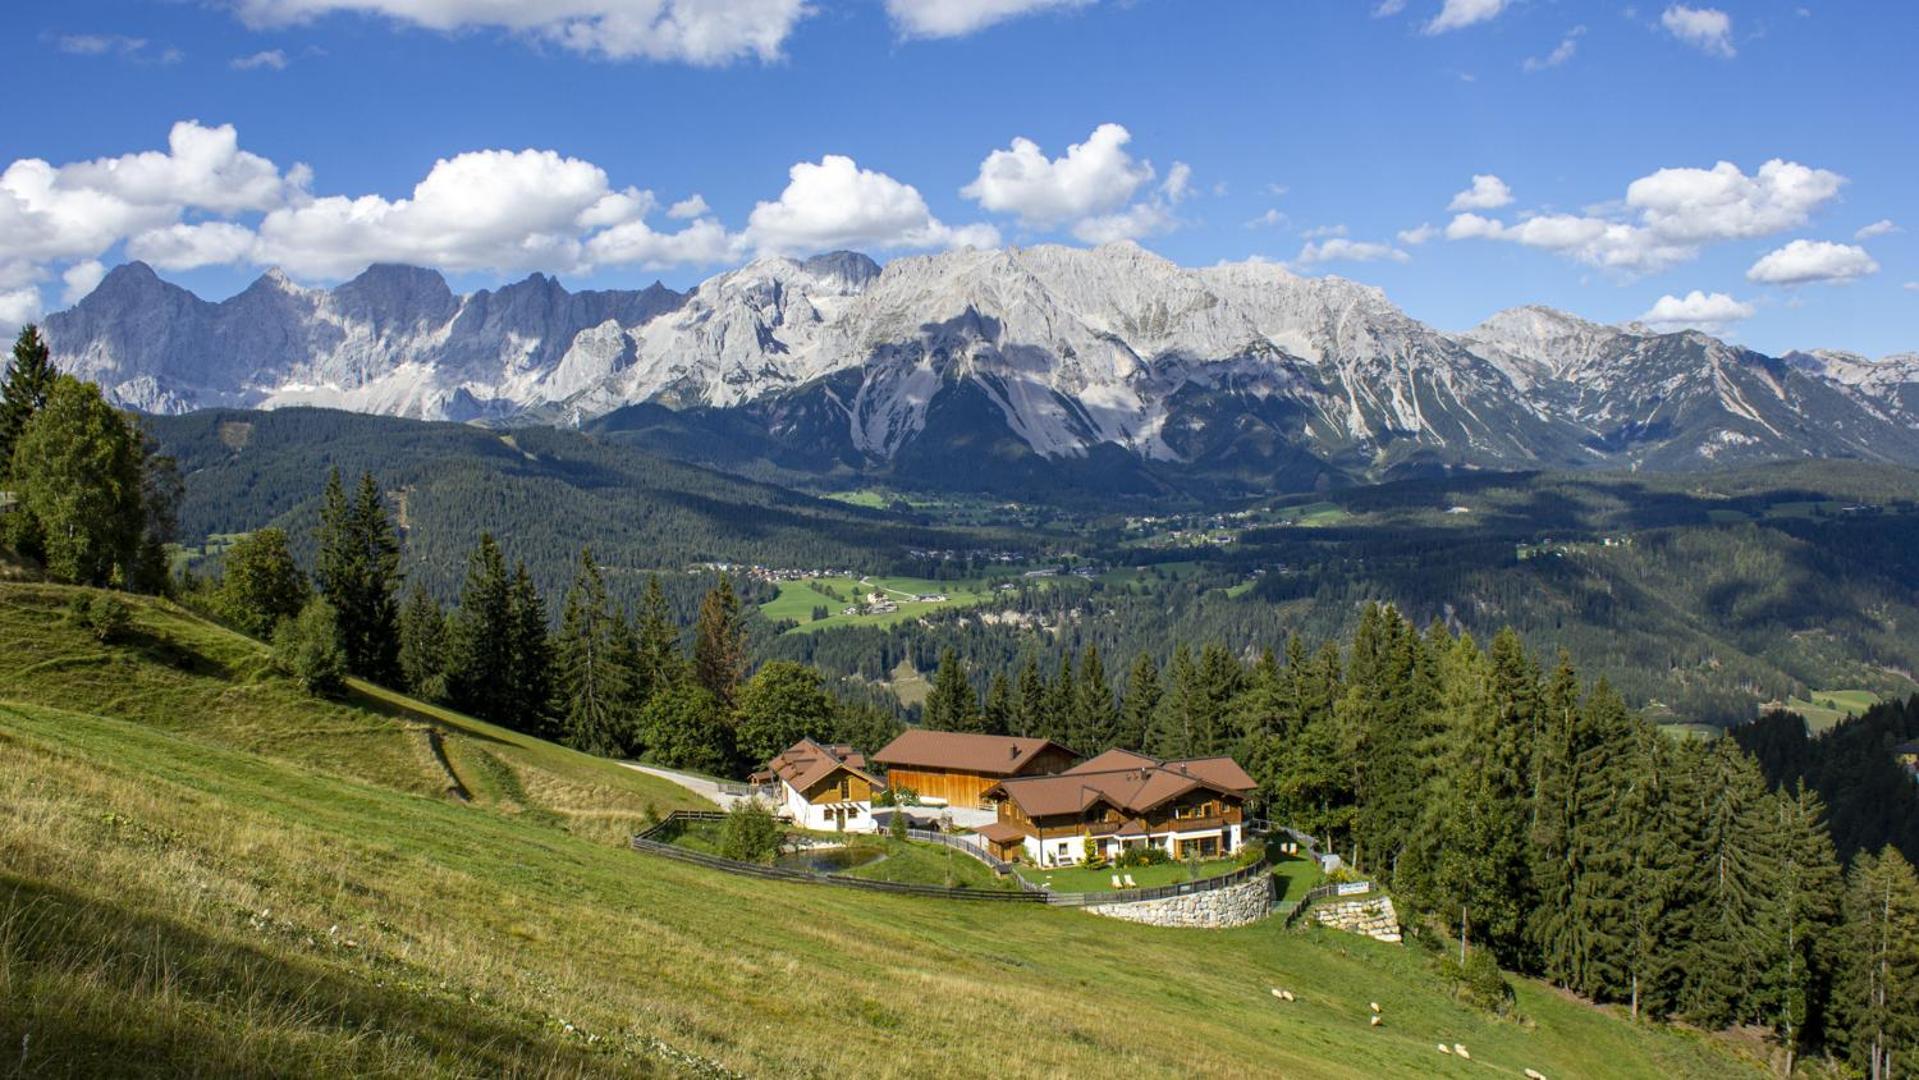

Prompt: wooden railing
xmin=1037 ymin=857 xmax=1274 ymax=907
xmin=902 ymin=827 xmax=1017 ymax=874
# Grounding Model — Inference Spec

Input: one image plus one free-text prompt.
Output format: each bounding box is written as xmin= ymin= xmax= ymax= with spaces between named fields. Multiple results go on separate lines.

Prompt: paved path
xmin=620 ymin=762 xmax=751 ymax=809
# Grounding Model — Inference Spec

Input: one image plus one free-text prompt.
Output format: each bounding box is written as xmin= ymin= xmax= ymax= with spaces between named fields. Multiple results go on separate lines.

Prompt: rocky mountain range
xmin=42 ymin=242 xmax=1919 ymax=494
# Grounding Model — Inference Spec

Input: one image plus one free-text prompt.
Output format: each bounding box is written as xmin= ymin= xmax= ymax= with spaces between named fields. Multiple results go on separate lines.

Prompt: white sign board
xmin=1336 ymin=881 xmax=1372 ymax=897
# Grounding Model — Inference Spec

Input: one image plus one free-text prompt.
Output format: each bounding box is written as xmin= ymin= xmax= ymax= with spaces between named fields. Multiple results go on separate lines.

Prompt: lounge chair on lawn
xmin=1112 ymin=874 xmax=1125 ymax=890
xmin=1124 ymin=874 xmax=1138 ymax=888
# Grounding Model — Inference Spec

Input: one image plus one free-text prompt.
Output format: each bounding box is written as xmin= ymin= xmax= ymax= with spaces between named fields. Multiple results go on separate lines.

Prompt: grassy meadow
xmin=1780 ymin=688 xmax=1883 ymax=734
xmin=0 ymin=583 xmax=1766 ymax=1077
xmin=758 ymin=574 xmax=1003 ymax=633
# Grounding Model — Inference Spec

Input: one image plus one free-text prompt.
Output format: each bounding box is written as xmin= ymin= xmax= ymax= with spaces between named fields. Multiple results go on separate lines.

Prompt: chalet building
xmin=749 ymin=738 xmax=884 ymax=833
xmin=870 ymin=730 xmax=1079 ymax=808
xmin=976 ymin=749 xmax=1258 ymax=867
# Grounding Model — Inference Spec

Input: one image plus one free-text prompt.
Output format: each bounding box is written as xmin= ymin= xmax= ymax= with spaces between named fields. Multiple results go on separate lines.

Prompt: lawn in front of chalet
xmin=1016 ymin=856 xmax=1242 ymax=894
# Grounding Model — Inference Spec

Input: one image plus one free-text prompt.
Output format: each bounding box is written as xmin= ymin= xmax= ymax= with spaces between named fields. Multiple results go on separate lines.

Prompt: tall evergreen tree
xmin=447 ymin=534 xmax=515 ymax=727
xmin=1529 ymin=652 xmax=1591 ymax=985
xmin=692 ymin=574 xmax=746 ymax=710
xmin=1676 ymin=740 xmax=1778 ymax=1027
xmin=631 ymin=572 xmax=683 ymax=705
xmin=1836 ymin=847 xmax=1919 ymax=1080
xmin=508 ymin=561 xmax=554 ymax=736
xmin=396 ymin=586 xmax=449 ymax=702
xmin=313 ymin=469 xmax=402 ymax=683
xmin=1014 ymin=654 xmax=1046 ymax=739
xmin=1071 ymin=645 xmax=1119 ymax=753
xmin=1759 ymin=784 xmax=1842 ymax=1075
xmin=981 ymin=671 xmax=1014 ymax=737
xmin=1149 ymin=645 xmax=1201 ymax=760
xmin=556 ymin=547 xmax=628 ymax=756
xmin=1120 ymin=651 xmax=1161 ymax=752
xmin=0 ymin=324 xmax=56 ymax=474
xmin=922 ymin=648 xmax=979 ymax=732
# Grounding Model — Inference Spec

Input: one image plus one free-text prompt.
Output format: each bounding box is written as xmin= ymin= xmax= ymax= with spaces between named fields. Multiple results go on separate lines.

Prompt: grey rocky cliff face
xmin=40 ymin=243 xmax=1919 ymax=475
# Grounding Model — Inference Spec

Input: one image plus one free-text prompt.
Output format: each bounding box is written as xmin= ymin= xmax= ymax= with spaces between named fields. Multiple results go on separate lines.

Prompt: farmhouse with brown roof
xmin=869 ymin=729 xmax=1079 ymax=808
xmin=750 ymin=738 xmax=884 ymax=833
xmin=979 ymin=749 xmax=1258 ymax=867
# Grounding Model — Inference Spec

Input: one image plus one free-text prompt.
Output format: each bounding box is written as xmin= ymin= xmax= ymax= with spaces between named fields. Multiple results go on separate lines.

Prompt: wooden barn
xmin=870 ymin=730 xmax=1078 ymax=808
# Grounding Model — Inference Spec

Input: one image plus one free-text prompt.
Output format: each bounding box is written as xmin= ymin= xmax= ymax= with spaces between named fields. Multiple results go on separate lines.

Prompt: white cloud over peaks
xmin=1745 ymin=240 xmax=1879 ymax=286
xmin=232 ymin=0 xmax=811 ymax=65
xmin=1297 ymin=238 xmax=1410 ymax=266
xmin=62 ymin=261 xmax=108 ymax=304
xmin=127 ymin=222 xmax=260 ymax=271
xmin=1660 ymin=5 xmax=1735 ymax=58
xmin=1426 ymin=0 xmax=1507 ymax=34
xmin=1071 ymin=160 xmax=1193 ymax=244
xmin=1448 ymin=174 xmax=1513 ymax=212
xmin=884 ymin=0 xmax=1091 ymax=39
xmin=1638 ymin=290 xmax=1754 ymax=333
xmin=0 ymin=288 xmax=40 ymax=332
xmin=746 ymin=155 xmax=996 ymax=256
xmin=963 ymin=123 xmax=1154 ymax=229
xmin=1446 ymin=158 xmax=1847 ymax=275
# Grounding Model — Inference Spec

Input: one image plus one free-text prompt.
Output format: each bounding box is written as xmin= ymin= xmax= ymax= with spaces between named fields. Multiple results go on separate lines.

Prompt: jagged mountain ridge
xmin=42 ymin=243 xmax=1919 ymax=491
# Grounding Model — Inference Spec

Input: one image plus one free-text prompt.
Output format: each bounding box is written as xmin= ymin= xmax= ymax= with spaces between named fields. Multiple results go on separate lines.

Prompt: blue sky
xmin=2 ymin=0 xmax=1913 ymax=356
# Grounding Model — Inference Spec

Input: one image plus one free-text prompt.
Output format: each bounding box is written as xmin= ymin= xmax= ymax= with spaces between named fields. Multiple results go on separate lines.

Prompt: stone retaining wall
xmin=1308 ymin=894 xmax=1403 ymax=943
xmin=1082 ymin=874 xmax=1273 ymax=929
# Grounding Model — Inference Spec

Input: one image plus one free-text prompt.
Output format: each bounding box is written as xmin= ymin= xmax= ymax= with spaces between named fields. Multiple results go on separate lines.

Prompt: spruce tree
xmin=692 ymin=574 xmax=746 ymax=711
xmin=313 ymin=470 xmax=402 ymax=684
xmin=1041 ymin=653 xmax=1076 ymax=745
xmin=1676 ymin=740 xmax=1778 ymax=1028
xmin=923 ymin=648 xmax=979 ymax=732
xmin=1528 ymin=652 xmax=1586 ymax=983
xmin=1759 ymin=784 xmax=1841 ymax=1075
xmin=631 ymin=572 xmax=683 ymax=706
xmin=981 ymin=672 xmax=1014 ymax=737
xmin=1836 ymin=847 xmax=1919 ymax=1080
xmin=0 ymin=324 xmax=56 ymax=474
xmin=1120 ymin=651 xmax=1161 ymax=752
xmin=1014 ymin=654 xmax=1046 ymax=738
xmin=556 ymin=548 xmax=628 ymax=756
xmin=1149 ymin=645 xmax=1201 ymax=760
xmin=508 ymin=561 xmax=554 ymax=736
xmin=447 ymin=534 xmax=515 ymax=726
xmin=1072 ymin=645 xmax=1118 ymax=753
xmin=396 ymin=586 xmax=448 ymax=702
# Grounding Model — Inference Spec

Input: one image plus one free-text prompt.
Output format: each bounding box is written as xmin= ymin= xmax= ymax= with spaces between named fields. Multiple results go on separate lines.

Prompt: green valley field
xmin=0 ymin=583 xmax=1765 ymax=1077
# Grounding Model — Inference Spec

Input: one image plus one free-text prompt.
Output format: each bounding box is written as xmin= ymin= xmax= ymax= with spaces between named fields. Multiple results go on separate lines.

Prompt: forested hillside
xmin=146 ymin=407 xmax=1022 ymax=611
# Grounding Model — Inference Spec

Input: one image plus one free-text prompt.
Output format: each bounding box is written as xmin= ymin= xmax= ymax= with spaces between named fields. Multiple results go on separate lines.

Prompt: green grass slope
xmin=1 ymin=584 xmax=1760 ymax=1077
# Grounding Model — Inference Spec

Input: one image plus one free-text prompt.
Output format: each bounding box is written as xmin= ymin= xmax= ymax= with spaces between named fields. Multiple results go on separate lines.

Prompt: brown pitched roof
xmin=757 ymin=738 xmax=882 ymax=794
xmin=871 ymin=730 xmax=1078 ymax=777
xmin=1065 ymin=748 xmax=1158 ymax=775
xmin=974 ymin=822 xmax=1027 ymax=844
xmin=986 ymin=752 xmax=1256 ymax=819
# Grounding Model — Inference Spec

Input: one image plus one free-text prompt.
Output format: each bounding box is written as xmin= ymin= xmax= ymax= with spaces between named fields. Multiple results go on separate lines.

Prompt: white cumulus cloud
xmin=1638 ymin=290 xmax=1754 ymax=333
xmin=1446 ymin=158 xmax=1847 ymax=275
xmin=1397 ymin=223 xmax=1438 ymax=245
xmin=231 ymin=0 xmax=812 ymax=65
xmin=0 ymin=288 xmax=40 ymax=332
xmin=884 ymin=0 xmax=1091 ymax=38
xmin=1660 ymin=5 xmax=1735 ymax=58
xmin=1854 ymin=219 xmax=1900 ymax=240
xmin=1426 ymin=0 xmax=1507 ymax=34
xmin=1297 ymin=238 xmax=1410 ymax=265
xmin=1745 ymin=240 xmax=1879 ymax=286
xmin=1448 ymin=174 xmax=1513 ymax=212
xmin=962 ymin=123 xmax=1153 ymax=228
xmin=746 ymin=155 xmax=996 ymax=256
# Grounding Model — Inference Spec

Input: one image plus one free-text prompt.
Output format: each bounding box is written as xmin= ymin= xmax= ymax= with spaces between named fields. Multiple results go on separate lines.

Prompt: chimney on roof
xmin=1009 ymin=744 xmax=1019 ymax=759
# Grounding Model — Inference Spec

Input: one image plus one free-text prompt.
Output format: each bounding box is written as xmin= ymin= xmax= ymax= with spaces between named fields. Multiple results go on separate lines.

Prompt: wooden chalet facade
xmin=978 ymin=749 xmax=1258 ymax=867
xmin=870 ymin=730 xmax=1078 ymax=808
xmin=749 ymin=738 xmax=884 ymax=833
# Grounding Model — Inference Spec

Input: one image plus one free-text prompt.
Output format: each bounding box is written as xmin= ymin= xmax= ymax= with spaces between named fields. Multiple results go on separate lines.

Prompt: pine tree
xmin=1014 ymin=654 xmax=1046 ymax=738
xmin=1149 ymin=645 xmax=1200 ymax=760
xmin=692 ymin=574 xmax=746 ymax=711
xmin=508 ymin=561 xmax=554 ymax=737
xmin=1836 ymin=847 xmax=1919 ymax=1080
xmin=556 ymin=547 xmax=628 ymax=757
xmin=396 ymin=586 xmax=448 ymax=702
xmin=0 ymin=324 xmax=56 ymax=474
xmin=923 ymin=648 xmax=979 ymax=732
xmin=631 ymin=572 xmax=683 ymax=705
xmin=1040 ymin=653 xmax=1076 ymax=745
xmin=981 ymin=672 xmax=1014 ymax=737
xmin=1072 ymin=645 xmax=1118 ymax=752
xmin=447 ymin=534 xmax=515 ymax=727
xmin=1759 ymin=785 xmax=1842 ymax=1075
xmin=313 ymin=470 xmax=401 ymax=684
xmin=1676 ymin=740 xmax=1778 ymax=1027
xmin=1528 ymin=652 xmax=1586 ymax=983
xmin=1120 ymin=651 xmax=1161 ymax=752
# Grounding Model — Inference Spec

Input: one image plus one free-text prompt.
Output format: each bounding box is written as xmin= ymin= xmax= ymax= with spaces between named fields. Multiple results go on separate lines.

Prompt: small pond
xmin=774 ymin=846 xmax=887 ymax=874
